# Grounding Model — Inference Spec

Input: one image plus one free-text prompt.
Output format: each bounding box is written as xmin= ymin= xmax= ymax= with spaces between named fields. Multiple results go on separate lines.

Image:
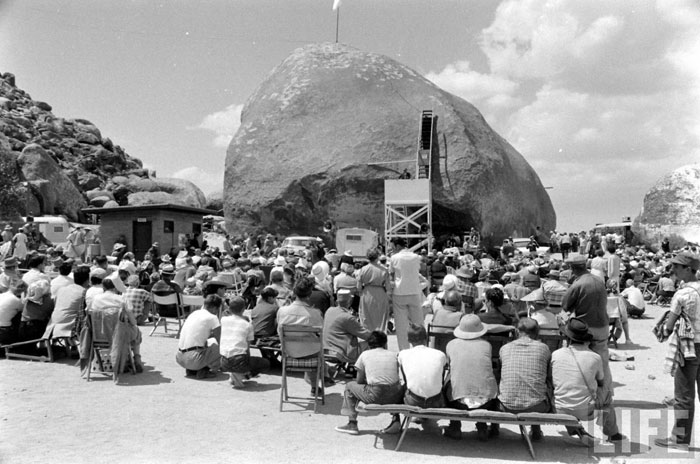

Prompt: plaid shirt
xmin=123 ymin=287 xmax=151 ymax=318
xmin=542 ymin=279 xmax=567 ymax=307
xmin=498 ymin=337 xmax=551 ymax=410
xmin=456 ymin=280 xmax=478 ymax=300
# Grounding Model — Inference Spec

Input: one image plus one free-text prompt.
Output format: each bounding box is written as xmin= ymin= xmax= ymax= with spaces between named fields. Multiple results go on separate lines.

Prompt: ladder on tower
xmin=417 ymin=110 xmax=434 ymax=179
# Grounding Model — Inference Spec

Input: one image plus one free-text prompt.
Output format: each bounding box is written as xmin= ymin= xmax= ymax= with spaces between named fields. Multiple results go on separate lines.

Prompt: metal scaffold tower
xmin=384 ymin=110 xmax=435 ymax=252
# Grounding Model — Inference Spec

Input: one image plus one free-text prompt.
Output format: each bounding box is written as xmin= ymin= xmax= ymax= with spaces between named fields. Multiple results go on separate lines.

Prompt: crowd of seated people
xmin=1 ymin=223 xmax=698 ymax=447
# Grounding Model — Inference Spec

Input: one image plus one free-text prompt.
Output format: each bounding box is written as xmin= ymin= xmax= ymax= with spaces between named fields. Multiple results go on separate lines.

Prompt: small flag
xmin=332 ymin=0 xmax=341 ymax=11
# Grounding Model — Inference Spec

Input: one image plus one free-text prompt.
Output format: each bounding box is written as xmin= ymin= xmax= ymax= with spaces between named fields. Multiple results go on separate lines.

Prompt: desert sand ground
xmin=1 ymin=302 xmax=698 ymax=464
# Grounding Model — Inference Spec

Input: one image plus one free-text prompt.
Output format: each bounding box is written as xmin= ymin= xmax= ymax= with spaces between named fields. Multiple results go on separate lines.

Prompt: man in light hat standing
xmin=388 ymin=238 xmax=426 ymax=350
xmin=655 ymin=251 xmax=700 ymax=450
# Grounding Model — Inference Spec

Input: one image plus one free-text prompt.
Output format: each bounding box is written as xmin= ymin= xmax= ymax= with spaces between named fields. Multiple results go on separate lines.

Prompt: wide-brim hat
xmin=89 ymin=267 xmax=109 ymax=280
xmin=563 ymin=317 xmax=593 ymax=342
xmin=455 ymin=266 xmax=473 ymax=279
xmin=565 ymin=253 xmax=588 ymax=265
xmin=118 ymin=260 xmax=137 ymax=275
xmin=670 ymin=251 xmax=700 ymax=271
xmin=521 ymin=287 xmax=545 ymax=303
xmin=3 ymin=257 xmax=18 ymax=267
xmin=202 ymin=279 xmax=233 ymax=291
xmin=4 ymin=225 xmax=12 ymax=230
xmin=454 ymin=314 xmax=488 ymax=340
xmin=160 ymin=264 xmax=176 ymax=275
xmin=273 ymin=256 xmax=287 ymax=266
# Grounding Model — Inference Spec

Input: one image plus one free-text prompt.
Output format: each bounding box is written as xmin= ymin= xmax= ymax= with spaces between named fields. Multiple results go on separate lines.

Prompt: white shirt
xmin=220 ymin=315 xmax=253 ymax=358
xmin=22 ymin=269 xmax=51 ymax=286
xmin=178 ymin=308 xmax=220 ymax=350
xmin=50 ymin=275 xmax=74 ymax=299
xmin=621 ymin=286 xmax=645 ymax=310
xmin=397 ymin=345 xmax=446 ymax=398
xmin=389 ymin=249 xmax=422 ymax=296
xmin=0 ymin=291 xmax=22 ymax=327
xmin=85 ymin=286 xmax=104 ymax=311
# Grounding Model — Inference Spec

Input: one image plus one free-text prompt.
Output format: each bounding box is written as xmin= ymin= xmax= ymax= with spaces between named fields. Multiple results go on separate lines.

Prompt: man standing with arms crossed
xmin=388 ymin=238 xmax=425 ymax=351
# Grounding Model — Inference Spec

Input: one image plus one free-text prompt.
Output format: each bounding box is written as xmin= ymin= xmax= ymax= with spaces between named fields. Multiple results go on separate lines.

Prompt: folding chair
xmin=150 ymin=293 xmax=185 ymax=337
xmin=279 ymin=325 xmax=325 ymax=413
xmin=606 ymin=296 xmax=621 ymax=348
xmin=427 ymin=322 xmax=456 ymax=352
xmin=86 ymin=309 xmax=136 ymax=382
xmin=538 ymin=327 xmax=566 ymax=353
xmin=3 ymin=311 xmax=82 ymax=363
xmin=180 ymin=294 xmax=204 ymax=318
xmin=3 ymin=337 xmax=56 ymax=362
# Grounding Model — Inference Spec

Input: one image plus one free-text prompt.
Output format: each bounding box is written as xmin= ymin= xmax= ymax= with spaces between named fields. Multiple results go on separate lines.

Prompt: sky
xmin=1 ymin=0 xmax=698 ymax=233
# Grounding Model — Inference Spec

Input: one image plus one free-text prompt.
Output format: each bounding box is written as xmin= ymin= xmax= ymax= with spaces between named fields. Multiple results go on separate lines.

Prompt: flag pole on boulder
xmin=332 ymin=0 xmax=341 ymax=43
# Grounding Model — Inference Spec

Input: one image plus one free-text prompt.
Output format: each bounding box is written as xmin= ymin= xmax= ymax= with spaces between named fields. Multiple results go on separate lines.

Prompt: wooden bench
xmin=358 ymin=403 xmax=580 ymax=459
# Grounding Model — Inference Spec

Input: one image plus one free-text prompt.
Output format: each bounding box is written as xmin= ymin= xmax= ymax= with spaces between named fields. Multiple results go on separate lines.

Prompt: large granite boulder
xmin=636 ymin=164 xmax=700 ymax=244
xmin=111 ymin=177 xmax=207 ymax=208
xmin=224 ymin=43 xmax=555 ymax=243
xmin=17 ymin=143 xmax=87 ymax=219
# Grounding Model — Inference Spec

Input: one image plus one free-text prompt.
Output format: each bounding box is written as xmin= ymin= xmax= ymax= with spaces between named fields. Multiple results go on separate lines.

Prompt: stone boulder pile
xmin=636 ymin=164 xmax=700 ymax=244
xmin=224 ymin=43 xmax=555 ymax=242
xmin=0 ymin=72 xmax=205 ymax=221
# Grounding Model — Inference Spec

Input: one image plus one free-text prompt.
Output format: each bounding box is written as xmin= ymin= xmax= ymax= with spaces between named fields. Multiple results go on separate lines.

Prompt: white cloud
xmin=170 ymin=166 xmax=223 ymax=196
xmin=191 ymin=103 xmax=243 ymax=148
xmin=425 ymin=0 xmax=700 ymax=231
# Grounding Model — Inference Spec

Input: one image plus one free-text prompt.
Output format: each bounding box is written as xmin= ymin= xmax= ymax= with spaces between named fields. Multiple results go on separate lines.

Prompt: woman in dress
xmin=12 ymin=227 xmax=29 ymax=264
xmin=356 ymin=248 xmax=391 ymax=331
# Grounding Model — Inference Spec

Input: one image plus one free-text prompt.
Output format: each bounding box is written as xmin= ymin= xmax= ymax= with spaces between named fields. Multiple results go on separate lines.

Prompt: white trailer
xmin=335 ymin=228 xmax=378 ymax=259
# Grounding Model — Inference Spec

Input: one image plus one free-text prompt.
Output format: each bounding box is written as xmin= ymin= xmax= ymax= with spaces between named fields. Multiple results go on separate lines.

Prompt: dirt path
xmin=1 ymin=303 xmax=697 ymax=464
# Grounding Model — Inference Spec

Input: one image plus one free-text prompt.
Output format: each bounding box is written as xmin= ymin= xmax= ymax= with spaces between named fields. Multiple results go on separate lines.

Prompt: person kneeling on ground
xmin=220 ymin=296 xmax=270 ymax=388
xmin=176 ymin=294 xmax=222 ymax=379
xmin=621 ymin=279 xmax=645 ymax=320
xmin=335 ymin=330 xmax=404 ymax=435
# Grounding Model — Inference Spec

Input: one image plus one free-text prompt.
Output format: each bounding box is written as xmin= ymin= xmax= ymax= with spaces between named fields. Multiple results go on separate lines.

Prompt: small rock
xmin=624 ymin=364 xmax=635 ymax=370
xmin=648 ymin=375 xmax=656 ymax=380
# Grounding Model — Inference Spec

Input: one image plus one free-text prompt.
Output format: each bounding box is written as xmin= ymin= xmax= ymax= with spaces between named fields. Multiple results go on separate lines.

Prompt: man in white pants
xmin=388 ymin=238 xmax=425 ymax=350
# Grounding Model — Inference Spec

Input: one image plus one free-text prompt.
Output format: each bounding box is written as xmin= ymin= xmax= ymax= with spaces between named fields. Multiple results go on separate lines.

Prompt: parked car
xmin=280 ymin=236 xmax=324 ymax=255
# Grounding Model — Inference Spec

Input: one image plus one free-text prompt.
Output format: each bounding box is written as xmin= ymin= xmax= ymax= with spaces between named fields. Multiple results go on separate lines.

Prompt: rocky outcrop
xmin=224 ymin=43 xmax=555 ymax=243
xmin=17 ymin=143 xmax=87 ymax=216
xmin=205 ymin=190 xmax=224 ymax=212
xmin=0 ymin=72 xmax=206 ymax=219
xmin=636 ymin=164 xmax=700 ymax=244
